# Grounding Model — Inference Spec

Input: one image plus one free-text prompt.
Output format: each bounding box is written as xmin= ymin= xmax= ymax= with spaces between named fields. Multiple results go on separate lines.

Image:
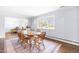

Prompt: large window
xmin=5 ymin=17 xmax=28 ymax=32
xmin=34 ymin=15 xmax=55 ymax=30
xmin=5 ymin=17 xmax=20 ymax=32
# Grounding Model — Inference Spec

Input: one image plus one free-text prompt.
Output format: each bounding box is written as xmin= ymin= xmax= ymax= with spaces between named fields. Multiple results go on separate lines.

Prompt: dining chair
xmin=17 ymin=32 xmax=22 ymax=43
xmin=27 ymin=32 xmax=36 ymax=52
xmin=35 ymin=32 xmax=46 ymax=52
xmin=18 ymin=31 xmax=30 ymax=49
xmin=21 ymin=32 xmax=31 ymax=49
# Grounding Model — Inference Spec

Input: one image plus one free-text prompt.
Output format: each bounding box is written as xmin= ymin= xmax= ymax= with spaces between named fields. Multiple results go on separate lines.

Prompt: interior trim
xmin=46 ymin=35 xmax=79 ymax=46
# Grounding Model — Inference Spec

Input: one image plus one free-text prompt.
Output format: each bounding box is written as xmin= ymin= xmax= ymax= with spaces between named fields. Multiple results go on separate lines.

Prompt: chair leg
xmin=42 ymin=41 xmax=45 ymax=49
xmin=29 ymin=44 xmax=32 ymax=53
xmin=37 ymin=48 xmax=40 ymax=53
xmin=20 ymin=41 xmax=23 ymax=46
xmin=24 ymin=43 xmax=28 ymax=49
xmin=31 ymin=44 xmax=35 ymax=50
xmin=20 ymin=41 xmax=26 ymax=49
xmin=35 ymin=44 xmax=40 ymax=53
xmin=17 ymin=39 xmax=21 ymax=44
xmin=20 ymin=40 xmax=25 ymax=47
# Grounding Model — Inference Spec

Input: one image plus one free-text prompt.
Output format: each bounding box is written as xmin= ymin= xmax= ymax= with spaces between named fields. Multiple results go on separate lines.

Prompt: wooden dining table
xmin=22 ymin=30 xmax=41 ymax=35
xmin=22 ymin=30 xmax=41 ymax=45
xmin=22 ymin=30 xmax=42 ymax=52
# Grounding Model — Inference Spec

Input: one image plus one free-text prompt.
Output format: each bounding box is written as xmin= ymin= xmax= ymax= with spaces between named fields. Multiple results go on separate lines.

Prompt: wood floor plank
xmin=0 ymin=38 xmax=4 ymax=53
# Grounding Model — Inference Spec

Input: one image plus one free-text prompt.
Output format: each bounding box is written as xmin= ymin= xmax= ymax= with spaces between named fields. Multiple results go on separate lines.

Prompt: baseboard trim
xmin=46 ymin=35 xmax=79 ymax=46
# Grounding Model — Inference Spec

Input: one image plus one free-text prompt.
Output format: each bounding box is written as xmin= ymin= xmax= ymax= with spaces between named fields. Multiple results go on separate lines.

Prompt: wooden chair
xmin=35 ymin=32 xmax=46 ymax=52
xmin=18 ymin=31 xmax=30 ymax=49
xmin=21 ymin=32 xmax=30 ymax=49
xmin=17 ymin=32 xmax=22 ymax=43
xmin=27 ymin=32 xmax=35 ymax=52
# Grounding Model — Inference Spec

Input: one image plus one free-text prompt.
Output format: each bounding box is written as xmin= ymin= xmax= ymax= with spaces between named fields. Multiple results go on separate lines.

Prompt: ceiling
xmin=0 ymin=6 xmax=61 ymax=18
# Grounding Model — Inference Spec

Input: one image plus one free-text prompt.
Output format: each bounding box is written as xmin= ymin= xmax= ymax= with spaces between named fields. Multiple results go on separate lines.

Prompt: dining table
xmin=22 ymin=30 xmax=41 ymax=35
xmin=22 ymin=30 xmax=42 ymax=52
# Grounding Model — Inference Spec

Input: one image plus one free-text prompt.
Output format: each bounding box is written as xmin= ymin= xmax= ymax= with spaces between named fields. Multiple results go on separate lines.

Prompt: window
xmin=34 ymin=15 xmax=55 ymax=30
xmin=5 ymin=17 xmax=20 ymax=32
xmin=5 ymin=17 xmax=28 ymax=32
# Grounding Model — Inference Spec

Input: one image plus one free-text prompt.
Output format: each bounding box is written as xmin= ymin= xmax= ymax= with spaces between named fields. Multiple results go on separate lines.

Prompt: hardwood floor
xmin=46 ymin=38 xmax=79 ymax=53
xmin=0 ymin=38 xmax=4 ymax=53
xmin=58 ymin=43 xmax=79 ymax=53
xmin=3 ymin=32 xmax=79 ymax=53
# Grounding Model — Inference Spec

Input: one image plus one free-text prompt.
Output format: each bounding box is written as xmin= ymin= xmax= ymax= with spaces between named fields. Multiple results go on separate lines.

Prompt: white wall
xmin=28 ymin=17 xmax=34 ymax=28
xmin=77 ymin=7 xmax=79 ymax=42
xmin=0 ymin=16 xmax=5 ymax=38
xmin=33 ymin=7 xmax=65 ymax=38
xmin=64 ymin=7 xmax=79 ymax=42
xmin=33 ymin=6 xmax=79 ymax=43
